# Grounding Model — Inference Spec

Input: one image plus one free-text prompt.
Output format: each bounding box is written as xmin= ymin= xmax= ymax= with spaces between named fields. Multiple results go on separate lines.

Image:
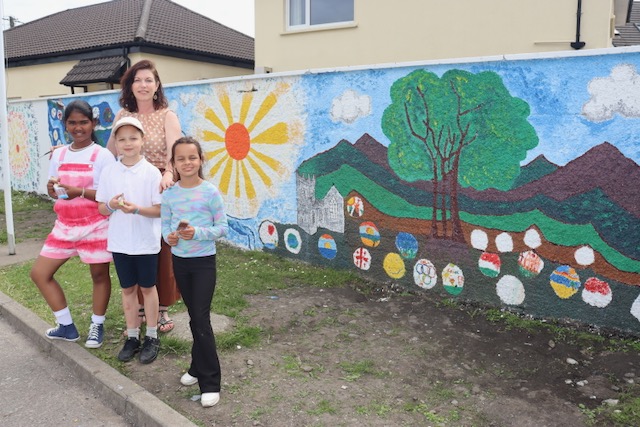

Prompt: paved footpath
xmin=0 ymin=240 xmax=194 ymax=427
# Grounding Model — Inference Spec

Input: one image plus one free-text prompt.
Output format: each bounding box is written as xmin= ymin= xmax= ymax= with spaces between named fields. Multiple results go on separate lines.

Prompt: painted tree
xmin=382 ymin=69 xmax=538 ymax=241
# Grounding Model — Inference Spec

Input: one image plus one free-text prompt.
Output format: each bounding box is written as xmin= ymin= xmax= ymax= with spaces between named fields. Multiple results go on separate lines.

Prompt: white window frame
xmin=286 ymin=0 xmax=354 ymax=31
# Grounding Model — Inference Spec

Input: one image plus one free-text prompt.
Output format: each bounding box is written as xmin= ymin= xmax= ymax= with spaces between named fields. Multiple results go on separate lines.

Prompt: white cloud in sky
xmin=330 ymin=89 xmax=371 ymax=124
xmin=582 ymin=64 xmax=640 ymax=122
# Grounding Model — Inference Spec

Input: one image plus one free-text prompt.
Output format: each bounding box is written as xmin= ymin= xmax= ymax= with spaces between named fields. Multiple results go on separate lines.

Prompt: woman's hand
xmin=160 ymin=171 xmax=174 ymax=191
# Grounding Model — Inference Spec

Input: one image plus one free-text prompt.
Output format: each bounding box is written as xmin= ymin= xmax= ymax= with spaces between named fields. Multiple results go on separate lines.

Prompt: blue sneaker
xmin=46 ymin=323 xmax=80 ymax=342
xmin=85 ymin=322 xmax=104 ymax=349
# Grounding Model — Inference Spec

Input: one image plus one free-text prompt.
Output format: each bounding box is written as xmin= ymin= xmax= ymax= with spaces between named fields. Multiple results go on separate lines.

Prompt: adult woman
xmin=107 ymin=59 xmax=181 ymax=333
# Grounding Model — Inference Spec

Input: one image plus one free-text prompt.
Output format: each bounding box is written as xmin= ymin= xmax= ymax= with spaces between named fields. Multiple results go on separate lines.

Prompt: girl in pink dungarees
xmin=31 ymin=99 xmax=116 ymax=349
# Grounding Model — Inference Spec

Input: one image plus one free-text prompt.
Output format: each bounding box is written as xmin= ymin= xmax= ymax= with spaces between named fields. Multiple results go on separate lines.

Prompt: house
xmin=4 ymin=0 xmax=255 ymax=99
xmin=614 ymin=0 xmax=640 ymax=46
xmin=255 ymin=0 xmax=633 ymax=73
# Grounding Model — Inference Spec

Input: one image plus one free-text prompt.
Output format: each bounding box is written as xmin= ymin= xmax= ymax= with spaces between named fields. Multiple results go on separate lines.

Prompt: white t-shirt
xmin=96 ymin=158 xmax=162 ymax=255
xmin=48 ymin=143 xmax=115 ymax=188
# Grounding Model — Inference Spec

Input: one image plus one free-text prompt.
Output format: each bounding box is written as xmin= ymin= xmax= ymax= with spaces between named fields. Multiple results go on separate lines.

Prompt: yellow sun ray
xmin=251 ymin=148 xmax=284 ymax=172
xmin=234 ymin=161 xmax=242 ymax=198
xmin=246 ymin=82 xmax=290 ymax=133
xmin=202 ymin=129 xmax=225 ymax=142
xmin=240 ymin=161 xmax=257 ymax=199
xmin=219 ymin=157 xmax=235 ymax=194
xmin=239 ymin=92 xmax=253 ymax=124
xmin=246 ymin=154 xmax=274 ymax=187
xmin=217 ymin=88 xmax=235 ymax=125
xmin=204 ymin=146 xmax=227 ymax=161
xmin=204 ymin=107 xmax=226 ymax=133
xmin=251 ymin=122 xmax=289 ymax=145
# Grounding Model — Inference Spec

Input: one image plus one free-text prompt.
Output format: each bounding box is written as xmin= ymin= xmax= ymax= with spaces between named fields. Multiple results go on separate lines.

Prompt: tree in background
xmin=382 ymin=69 xmax=538 ymax=241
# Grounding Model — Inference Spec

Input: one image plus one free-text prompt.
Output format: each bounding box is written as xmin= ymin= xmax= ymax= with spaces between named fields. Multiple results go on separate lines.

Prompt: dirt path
xmin=126 ymin=284 xmax=637 ymax=426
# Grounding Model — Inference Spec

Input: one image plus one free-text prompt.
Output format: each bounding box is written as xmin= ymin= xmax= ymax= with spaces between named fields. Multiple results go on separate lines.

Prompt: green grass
xmin=0 ymin=190 xmax=54 ymax=243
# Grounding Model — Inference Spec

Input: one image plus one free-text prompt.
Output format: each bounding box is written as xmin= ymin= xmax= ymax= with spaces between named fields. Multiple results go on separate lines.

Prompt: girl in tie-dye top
xmin=31 ymin=99 xmax=115 ymax=349
xmin=161 ymin=136 xmax=228 ymax=408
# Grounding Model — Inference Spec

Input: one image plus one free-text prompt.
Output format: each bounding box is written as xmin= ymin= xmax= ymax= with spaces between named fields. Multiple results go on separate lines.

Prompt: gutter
xmin=571 ymin=0 xmax=586 ymax=49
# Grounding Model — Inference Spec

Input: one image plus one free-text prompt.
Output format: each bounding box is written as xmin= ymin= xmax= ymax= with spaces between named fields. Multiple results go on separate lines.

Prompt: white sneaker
xmin=180 ymin=372 xmax=198 ymax=386
xmin=201 ymin=392 xmax=220 ymax=407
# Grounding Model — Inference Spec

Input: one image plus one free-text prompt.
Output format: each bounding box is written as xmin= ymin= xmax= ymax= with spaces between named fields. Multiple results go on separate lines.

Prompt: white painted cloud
xmin=582 ymin=64 xmax=640 ymax=122
xmin=330 ymin=89 xmax=371 ymax=124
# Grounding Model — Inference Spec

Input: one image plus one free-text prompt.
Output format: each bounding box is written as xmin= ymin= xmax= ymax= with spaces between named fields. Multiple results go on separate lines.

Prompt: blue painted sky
xmin=300 ymin=51 xmax=640 ymax=167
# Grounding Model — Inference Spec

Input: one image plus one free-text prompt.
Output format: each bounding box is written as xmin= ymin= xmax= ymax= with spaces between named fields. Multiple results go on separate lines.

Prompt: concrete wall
xmin=255 ymin=0 xmax=618 ymax=72
xmin=3 ymin=47 xmax=640 ymax=334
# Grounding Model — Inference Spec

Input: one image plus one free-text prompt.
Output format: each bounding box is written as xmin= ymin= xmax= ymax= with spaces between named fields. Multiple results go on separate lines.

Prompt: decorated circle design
xmin=495 ymin=232 xmax=513 ymax=253
xmin=353 ymin=247 xmax=371 ymax=270
xmin=346 ymin=196 xmax=364 ymax=218
xmin=284 ymin=229 xmax=302 ymax=254
xmin=478 ymin=252 xmax=501 ymax=278
xmin=258 ymin=220 xmax=278 ymax=249
xmin=518 ymin=251 xmax=544 ymax=277
xmin=581 ymin=277 xmax=612 ymax=308
xmin=442 ymin=263 xmax=464 ymax=296
xmin=470 ymin=229 xmax=489 ymax=251
xmin=550 ymin=265 xmax=581 ymax=299
xmin=383 ymin=253 xmax=406 ymax=279
xmin=413 ymin=259 xmax=437 ymax=290
xmin=496 ymin=275 xmax=525 ymax=305
xmin=395 ymin=232 xmax=418 ymax=260
xmin=317 ymin=234 xmax=337 ymax=260
xmin=359 ymin=221 xmax=380 ymax=247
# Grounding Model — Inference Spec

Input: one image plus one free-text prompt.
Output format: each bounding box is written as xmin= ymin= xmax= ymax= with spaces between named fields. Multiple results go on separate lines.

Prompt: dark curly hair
xmin=119 ymin=59 xmax=168 ymax=112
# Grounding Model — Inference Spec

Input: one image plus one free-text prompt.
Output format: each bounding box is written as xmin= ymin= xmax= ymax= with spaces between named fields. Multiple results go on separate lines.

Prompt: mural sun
xmin=194 ymin=81 xmax=305 ymax=218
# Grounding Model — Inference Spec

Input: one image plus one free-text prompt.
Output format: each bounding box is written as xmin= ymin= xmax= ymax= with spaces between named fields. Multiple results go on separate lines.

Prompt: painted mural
xmin=5 ymin=49 xmax=640 ymax=334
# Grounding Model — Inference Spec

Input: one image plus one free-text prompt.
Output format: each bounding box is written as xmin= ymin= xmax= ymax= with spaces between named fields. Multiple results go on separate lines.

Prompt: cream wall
xmin=6 ymin=54 xmax=253 ymax=101
xmin=255 ymin=0 xmax=617 ymax=72
xmin=6 ymin=62 xmax=78 ymax=100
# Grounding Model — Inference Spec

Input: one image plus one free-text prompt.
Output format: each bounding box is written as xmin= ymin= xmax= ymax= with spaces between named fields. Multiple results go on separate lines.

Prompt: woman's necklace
xmin=68 ymin=141 xmax=95 ymax=152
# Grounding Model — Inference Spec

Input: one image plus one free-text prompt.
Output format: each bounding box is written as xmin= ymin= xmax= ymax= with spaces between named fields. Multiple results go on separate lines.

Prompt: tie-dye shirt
xmin=161 ymin=180 xmax=228 ymax=258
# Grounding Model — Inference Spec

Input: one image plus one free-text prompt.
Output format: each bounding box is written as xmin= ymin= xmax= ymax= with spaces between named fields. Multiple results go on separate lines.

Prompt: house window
xmin=288 ymin=0 xmax=354 ymax=28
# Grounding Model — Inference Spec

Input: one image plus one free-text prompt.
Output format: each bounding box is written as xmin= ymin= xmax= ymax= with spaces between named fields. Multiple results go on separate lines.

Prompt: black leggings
xmin=172 ymin=254 xmax=220 ymax=393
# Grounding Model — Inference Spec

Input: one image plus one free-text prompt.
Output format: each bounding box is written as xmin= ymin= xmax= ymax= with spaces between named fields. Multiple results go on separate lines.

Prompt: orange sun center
xmin=225 ymin=122 xmax=251 ymax=160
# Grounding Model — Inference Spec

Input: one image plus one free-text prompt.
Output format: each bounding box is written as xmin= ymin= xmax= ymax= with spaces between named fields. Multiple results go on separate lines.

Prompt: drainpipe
xmin=571 ymin=0 xmax=586 ymax=49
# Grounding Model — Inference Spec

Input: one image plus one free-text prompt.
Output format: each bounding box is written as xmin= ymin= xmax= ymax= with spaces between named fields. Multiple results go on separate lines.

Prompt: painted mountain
xmin=296 ymin=135 xmax=640 ymax=277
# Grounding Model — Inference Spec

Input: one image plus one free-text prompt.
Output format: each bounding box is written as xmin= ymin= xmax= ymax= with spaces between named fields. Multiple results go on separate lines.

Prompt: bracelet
xmin=80 ymin=187 xmax=85 ymax=198
xmin=105 ymin=200 xmax=116 ymax=213
xmin=133 ymin=208 xmax=140 ymax=215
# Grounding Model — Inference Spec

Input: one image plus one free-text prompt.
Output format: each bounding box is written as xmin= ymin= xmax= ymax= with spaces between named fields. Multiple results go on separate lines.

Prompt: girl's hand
xmin=167 ymin=231 xmax=179 ymax=246
xmin=177 ymin=225 xmax=195 ymax=241
xmin=47 ymin=178 xmax=57 ymax=198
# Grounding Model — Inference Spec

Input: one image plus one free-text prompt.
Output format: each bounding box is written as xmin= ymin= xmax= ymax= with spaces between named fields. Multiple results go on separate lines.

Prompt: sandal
xmin=158 ymin=309 xmax=174 ymax=333
xmin=122 ymin=308 xmax=145 ymax=338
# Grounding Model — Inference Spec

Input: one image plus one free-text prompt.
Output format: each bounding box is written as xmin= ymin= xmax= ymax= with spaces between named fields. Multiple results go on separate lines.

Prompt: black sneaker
xmin=118 ymin=337 xmax=141 ymax=362
xmin=139 ymin=336 xmax=160 ymax=364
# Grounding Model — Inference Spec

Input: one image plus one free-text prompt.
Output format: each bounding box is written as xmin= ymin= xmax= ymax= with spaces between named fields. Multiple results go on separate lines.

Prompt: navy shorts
xmin=112 ymin=252 xmax=159 ymax=288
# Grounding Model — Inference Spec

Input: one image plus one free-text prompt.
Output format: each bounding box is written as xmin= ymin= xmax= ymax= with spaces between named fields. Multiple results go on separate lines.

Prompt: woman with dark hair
xmin=107 ymin=59 xmax=181 ymax=334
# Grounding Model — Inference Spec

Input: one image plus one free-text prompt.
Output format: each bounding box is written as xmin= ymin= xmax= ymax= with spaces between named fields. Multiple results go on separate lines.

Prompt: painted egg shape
xmin=478 ymin=252 xmax=501 ymax=278
xmin=259 ymin=220 xmax=278 ymax=249
xmin=395 ymin=232 xmax=418 ymax=260
xmin=284 ymin=229 xmax=302 ymax=254
xmin=581 ymin=277 xmax=612 ymax=308
xmin=518 ymin=251 xmax=544 ymax=277
xmin=413 ymin=259 xmax=437 ymax=290
xmin=383 ymin=253 xmax=406 ymax=279
xmin=359 ymin=221 xmax=380 ymax=247
xmin=549 ymin=265 xmax=581 ymax=299
xmin=346 ymin=196 xmax=364 ymax=218
xmin=317 ymin=234 xmax=337 ymax=260
xmin=353 ymin=247 xmax=372 ymax=270
xmin=442 ymin=263 xmax=464 ymax=296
